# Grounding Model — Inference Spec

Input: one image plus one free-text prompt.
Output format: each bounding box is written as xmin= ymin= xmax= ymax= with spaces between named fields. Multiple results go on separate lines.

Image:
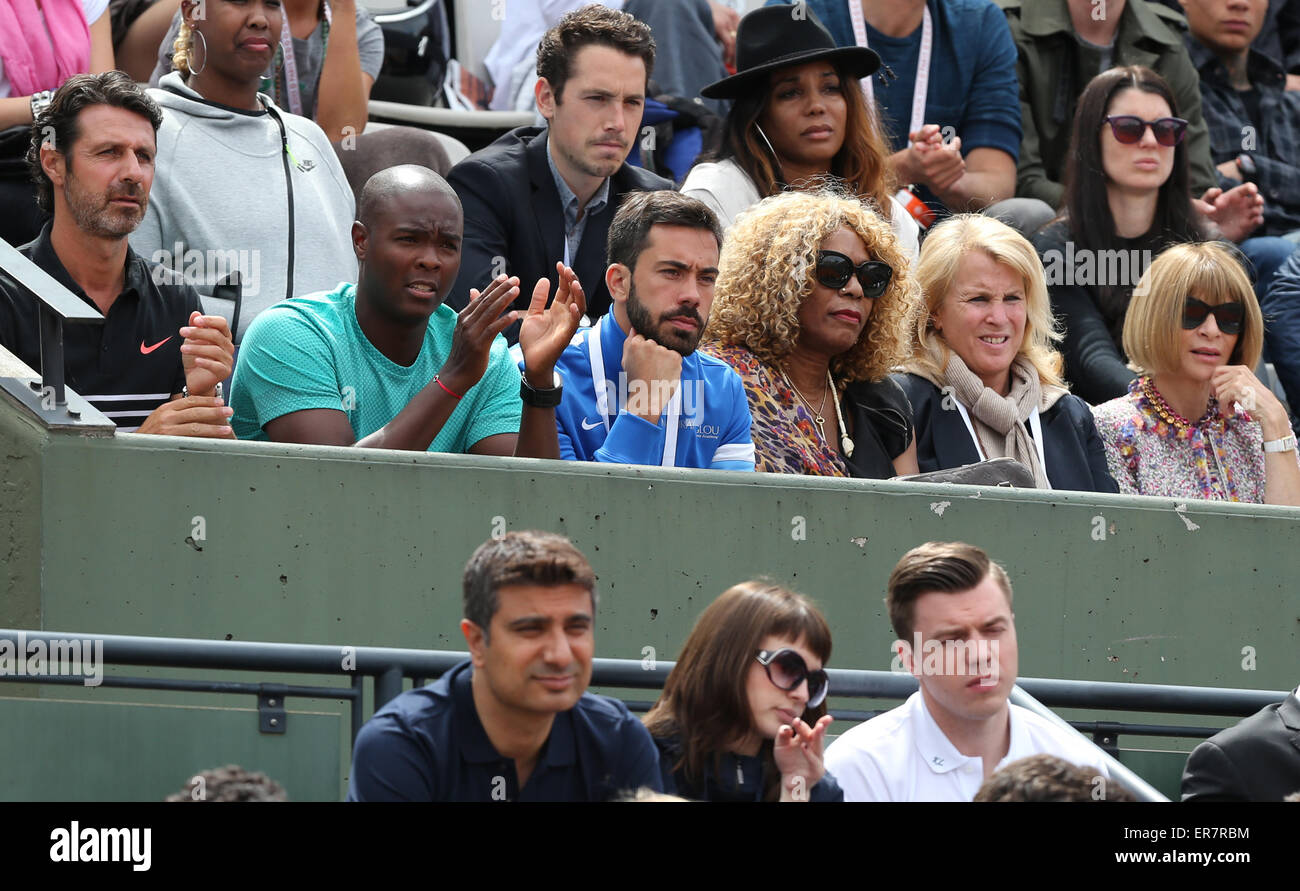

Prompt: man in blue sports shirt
xmin=539 ymin=190 xmax=756 ymax=470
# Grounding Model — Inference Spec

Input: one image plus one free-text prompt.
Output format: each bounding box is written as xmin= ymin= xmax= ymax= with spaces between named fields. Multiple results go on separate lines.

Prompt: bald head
xmin=357 ymin=164 xmax=461 ymax=230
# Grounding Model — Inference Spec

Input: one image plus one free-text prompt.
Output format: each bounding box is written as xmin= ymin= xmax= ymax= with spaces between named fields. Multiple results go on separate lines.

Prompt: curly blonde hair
xmin=906 ymin=214 xmax=1066 ymax=389
xmin=704 ymin=189 xmax=920 ymax=384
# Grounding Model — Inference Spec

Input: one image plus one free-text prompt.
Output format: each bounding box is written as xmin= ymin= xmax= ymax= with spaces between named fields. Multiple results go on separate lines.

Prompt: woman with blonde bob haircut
xmin=704 ymin=188 xmax=920 ymax=479
xmin=643 ymin=580 xmax=842 ymax=802
xmin=893 ymin=215 xmax=1118 ymax=492
xmin=1092 ymin=242 xmax=1300 ymax=504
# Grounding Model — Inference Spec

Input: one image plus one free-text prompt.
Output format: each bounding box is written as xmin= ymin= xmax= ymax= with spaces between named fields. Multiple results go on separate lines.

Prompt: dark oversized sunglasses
xmin=1183 ymin=297 xmax=1244 ymax=335
xmin=1103 ymin=115 xmax=1188 ymax=147
xmin=815 ymin=250 xmax=893 ymax=299
xmin=755 ymin=648 xmax=829 ymax=708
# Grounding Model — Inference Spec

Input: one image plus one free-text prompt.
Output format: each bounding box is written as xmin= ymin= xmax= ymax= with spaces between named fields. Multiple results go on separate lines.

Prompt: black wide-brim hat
xmin=700 ymin=3 xmax=881 ymax=100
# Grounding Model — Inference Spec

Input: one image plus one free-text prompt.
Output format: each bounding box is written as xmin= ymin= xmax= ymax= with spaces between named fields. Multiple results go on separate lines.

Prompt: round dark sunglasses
xmin=815 ymin=250 xmax=893 ymax=299
xmin=1103 ymin=115 xmax=1188 ymax=147
xmin=1183 ymin=297 xmax=1244 ymax=335
xmin=755 ymin=648 xmax=829 ymax=708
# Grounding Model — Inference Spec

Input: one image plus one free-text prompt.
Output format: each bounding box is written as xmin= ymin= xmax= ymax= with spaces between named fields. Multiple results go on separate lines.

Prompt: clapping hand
xmin=518 ymin=262 xmax=586 ymax=386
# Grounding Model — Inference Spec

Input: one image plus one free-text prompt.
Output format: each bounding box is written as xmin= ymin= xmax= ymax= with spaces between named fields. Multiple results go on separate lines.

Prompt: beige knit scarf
xmin=943 ymin=353 xmax=1050 ymax=489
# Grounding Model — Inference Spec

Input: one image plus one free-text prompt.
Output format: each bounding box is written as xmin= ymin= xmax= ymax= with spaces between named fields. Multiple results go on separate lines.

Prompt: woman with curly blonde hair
xmin=893 ymin=214 xmax=1117 ymax=492
xmin=703 ymin=188 xmax=920 ymax=478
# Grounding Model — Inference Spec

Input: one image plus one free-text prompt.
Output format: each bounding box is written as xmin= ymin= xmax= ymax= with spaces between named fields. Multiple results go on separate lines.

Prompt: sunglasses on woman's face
xmin=755 ymin=648 xmax=829 ymax=708
xmin=1183 ymin=296 xmax=1244 ymax=335
xmin=814 ymin=250 xmax=893 ymax=299
xmin=1103 ymin=115 xmax=1188 ymax=147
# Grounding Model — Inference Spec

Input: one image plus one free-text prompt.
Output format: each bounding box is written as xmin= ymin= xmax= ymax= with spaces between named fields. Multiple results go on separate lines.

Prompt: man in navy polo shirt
xmin=347 ymin=531 xmax=661 ymax=802
xmin=0 ymin=72 xmax=235 ymax=436
xmin=536 ymin=190 xmax=755 ymax=470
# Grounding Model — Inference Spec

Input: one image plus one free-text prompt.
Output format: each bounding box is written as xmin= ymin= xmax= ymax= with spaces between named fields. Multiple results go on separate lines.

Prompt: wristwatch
xmin=29 ymin=90 xmax=53 ymax=120
xmin=520 ymin=370 xmax=562 ymax=408
xmin=183 ymin=382 xmax=223 ymax=400
xmin=1262 ymin=434 xmax=1296 ymax=453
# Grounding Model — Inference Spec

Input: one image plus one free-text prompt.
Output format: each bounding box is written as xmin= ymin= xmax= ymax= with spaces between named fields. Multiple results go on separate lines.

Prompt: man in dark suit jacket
xmin=1182 ymin=689 xmax=1300 ymax=801
xmin=447 ymin=6 xmax=672 ymax=342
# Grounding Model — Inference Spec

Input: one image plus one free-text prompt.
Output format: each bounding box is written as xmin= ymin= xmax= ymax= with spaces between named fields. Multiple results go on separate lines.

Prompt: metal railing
xmin=3 ymin=629 xmax=1289 ymax=801
xmin=0 ymin=240 xmax=110 ymax=427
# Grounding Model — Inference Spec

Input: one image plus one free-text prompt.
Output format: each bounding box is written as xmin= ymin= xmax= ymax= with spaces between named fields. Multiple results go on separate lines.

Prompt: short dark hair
xmin=886 ymin=541 xmax=1012 ymax=641
xmin=462 ymin=531 xmax=597 ymax=635
xmin=606 ymin=190 xmax=723 ymax=272
xmin=26 ymin=71 xmax=163 ymax=213
xmin=535 ymin=4 xmax=655 ymax=103
xmin=974 ymin=754 xmax=1135 ymax=802
xmin=164 ymin=765 xmax=288 ymax=802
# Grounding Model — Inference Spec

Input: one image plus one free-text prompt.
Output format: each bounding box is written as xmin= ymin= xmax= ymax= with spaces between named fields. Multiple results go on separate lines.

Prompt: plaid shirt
xmin=1187 ymin=39 xmax=1300 ymax=237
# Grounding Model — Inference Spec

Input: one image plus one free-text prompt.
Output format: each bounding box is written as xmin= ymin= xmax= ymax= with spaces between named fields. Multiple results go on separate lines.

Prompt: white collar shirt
xmin=824 ymin=691 xmax=1109 ymax=801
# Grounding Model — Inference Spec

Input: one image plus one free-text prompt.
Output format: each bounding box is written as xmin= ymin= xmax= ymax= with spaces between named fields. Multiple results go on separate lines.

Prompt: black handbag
xmin=896 ymin=456 xmax=1037 ymax=488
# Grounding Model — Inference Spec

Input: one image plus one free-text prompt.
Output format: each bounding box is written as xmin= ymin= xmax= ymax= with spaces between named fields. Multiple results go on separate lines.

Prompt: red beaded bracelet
xmin=434 ymin=375 xmax=462 ymax=400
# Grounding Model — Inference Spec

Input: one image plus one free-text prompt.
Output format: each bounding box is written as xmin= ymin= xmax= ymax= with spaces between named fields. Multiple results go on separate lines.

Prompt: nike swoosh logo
xmin=140 ymin=337 xmax=172 ymax=355
xmin=580 ymin=417 xmax=604 ymax=430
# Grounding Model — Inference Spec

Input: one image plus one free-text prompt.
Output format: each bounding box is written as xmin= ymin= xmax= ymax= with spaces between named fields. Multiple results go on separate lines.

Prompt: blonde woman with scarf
xmin=891 ymin=214 xmax=1118 ymax=493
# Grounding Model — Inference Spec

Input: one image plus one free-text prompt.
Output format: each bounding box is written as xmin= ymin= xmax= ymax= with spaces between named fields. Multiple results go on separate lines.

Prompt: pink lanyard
xmin=278 ymin=1 xmax=332 ymax=116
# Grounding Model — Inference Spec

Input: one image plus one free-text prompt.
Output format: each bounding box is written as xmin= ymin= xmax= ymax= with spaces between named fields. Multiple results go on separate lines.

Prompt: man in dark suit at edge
xmin=1182 ymin=683 xmax=1300 ymax=801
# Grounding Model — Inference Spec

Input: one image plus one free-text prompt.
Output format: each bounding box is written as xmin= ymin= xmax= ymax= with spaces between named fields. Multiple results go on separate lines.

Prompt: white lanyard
xmin=586 ymin=317 xmax=681 ymax=467
xmin=954 ymin=401 xmax=1048 ymax=481
xmin=279 ymin=1 xmax=332 ymax=116
xmin=850 ymin=2 xmax=932 ymax=137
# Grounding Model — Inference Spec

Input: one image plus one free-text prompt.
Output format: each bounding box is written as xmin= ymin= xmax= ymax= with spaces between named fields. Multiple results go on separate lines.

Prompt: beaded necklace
xmin=1139 ymin=376 xmax=1222 ymax=431
xmin=1138 ymin=376 xmax=1236 ymax=498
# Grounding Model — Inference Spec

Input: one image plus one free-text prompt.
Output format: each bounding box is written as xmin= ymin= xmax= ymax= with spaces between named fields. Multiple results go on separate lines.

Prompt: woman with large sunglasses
xmin=643 ymin=580 xmax=841 ymax=802
xmin=893 ymin=214 xmax=1117 ymax=492
xmin=1092 ymin=241 xmax=1300 ymax=505
xmin=1032 ymin=65 xmax=1268 ymax=406
xmin=703 ymin=187 xmax=921 ymax=478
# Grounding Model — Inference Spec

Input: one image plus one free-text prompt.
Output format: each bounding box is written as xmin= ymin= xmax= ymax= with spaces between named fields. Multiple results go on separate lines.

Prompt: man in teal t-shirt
xmin=231 ymin=166 xmax=583 ymax=455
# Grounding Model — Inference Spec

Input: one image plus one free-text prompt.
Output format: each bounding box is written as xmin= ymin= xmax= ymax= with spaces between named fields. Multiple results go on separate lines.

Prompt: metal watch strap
xmin=182 ymin=382 xmax=223 ymax=400
xmin=30 ymin=90 xmax=53 ymax=118
xmin=519 ymin=371 xmax=562 ymax=408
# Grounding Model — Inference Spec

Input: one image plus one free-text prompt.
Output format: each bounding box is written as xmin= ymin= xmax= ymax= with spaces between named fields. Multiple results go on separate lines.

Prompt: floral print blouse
xmin=1091 ymin=378 xmax=1297 ymax=502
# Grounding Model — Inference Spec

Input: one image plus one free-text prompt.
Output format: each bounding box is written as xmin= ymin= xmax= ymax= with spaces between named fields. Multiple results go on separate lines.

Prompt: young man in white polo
xmin=826 ymin=541 xmax=1107 ymax=801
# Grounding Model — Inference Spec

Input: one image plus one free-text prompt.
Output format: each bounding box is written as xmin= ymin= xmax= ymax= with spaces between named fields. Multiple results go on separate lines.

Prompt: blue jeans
xmin=1245 ymin=233 xmax=1300 ymax=413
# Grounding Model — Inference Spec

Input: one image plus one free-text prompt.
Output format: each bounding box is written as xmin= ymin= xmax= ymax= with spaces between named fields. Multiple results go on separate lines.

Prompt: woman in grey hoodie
xmin=130 ymin=0 xmax=357 ymax=342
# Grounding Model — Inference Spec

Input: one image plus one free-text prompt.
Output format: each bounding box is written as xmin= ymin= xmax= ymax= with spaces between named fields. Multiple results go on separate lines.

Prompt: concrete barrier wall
xmin=3 ymin=391 xmax=1297 ymax=800
xmin=3 ymin=396 xmax=1296 ymax=692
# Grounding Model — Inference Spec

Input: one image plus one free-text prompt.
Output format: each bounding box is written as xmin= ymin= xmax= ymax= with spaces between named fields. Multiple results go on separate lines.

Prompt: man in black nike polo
xmin=0 ymin=72 xmax=234 ymax=436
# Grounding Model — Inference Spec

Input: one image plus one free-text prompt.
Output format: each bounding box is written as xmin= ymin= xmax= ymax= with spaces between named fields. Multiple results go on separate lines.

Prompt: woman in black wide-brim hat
xmin=681 ymin=3 xmax=918 ymax=263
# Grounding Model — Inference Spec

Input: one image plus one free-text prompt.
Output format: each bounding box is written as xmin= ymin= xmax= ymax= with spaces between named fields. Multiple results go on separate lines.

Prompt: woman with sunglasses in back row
xmin=643 ymin=581 xmax=841 ymax=802
xmin=1092 ymin=241 xmax=1300 ymax=506
xmin=1032 ymin=66 xmax=1267 ymax=406
xmin=703 ymin=188 xmax=921 ymax=479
